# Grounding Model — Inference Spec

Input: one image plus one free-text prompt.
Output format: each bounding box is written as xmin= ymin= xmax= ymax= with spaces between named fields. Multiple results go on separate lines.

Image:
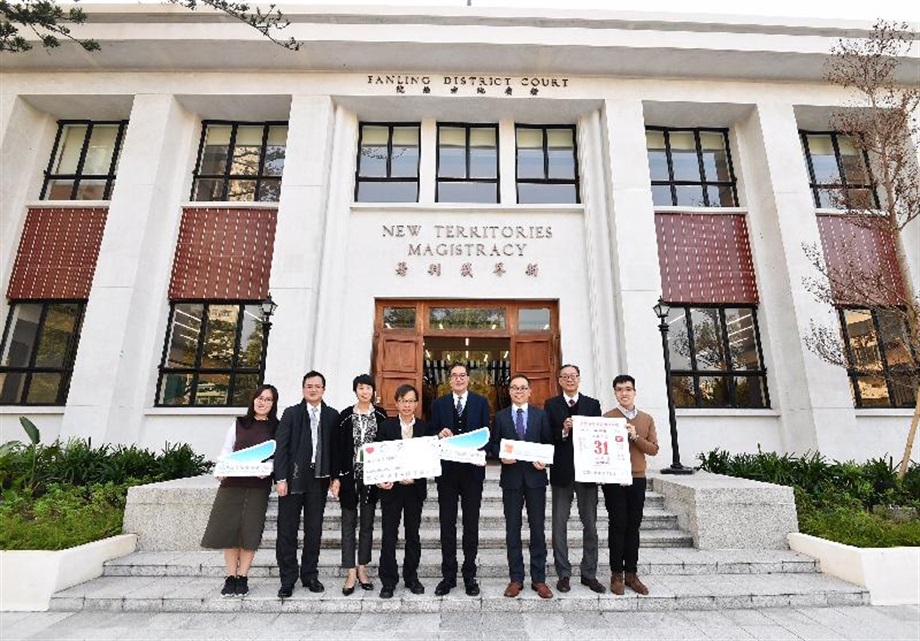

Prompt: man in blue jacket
xmin=428 ymin=362 xmax=490 ymax=597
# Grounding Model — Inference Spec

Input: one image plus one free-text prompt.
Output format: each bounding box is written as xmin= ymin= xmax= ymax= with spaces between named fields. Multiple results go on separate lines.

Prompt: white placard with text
xmin=498 ymin=439 xmax=554 ymax=464
xmin=362 ymin=436 xmax=442 ymax=485
xmin=572 ymin=416 xmax=632 ymax=485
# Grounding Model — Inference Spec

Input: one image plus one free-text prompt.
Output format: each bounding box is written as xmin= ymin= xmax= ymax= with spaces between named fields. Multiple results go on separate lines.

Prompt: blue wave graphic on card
xmin=442 ymin=427 xmax=489 ymax=450
xmin=221 ymin=440 xmax=276 ymax=463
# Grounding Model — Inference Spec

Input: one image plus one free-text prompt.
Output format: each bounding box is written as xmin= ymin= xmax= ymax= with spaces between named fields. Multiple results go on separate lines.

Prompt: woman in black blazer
xmin=376 ymin=384 xmax=428 ymax=598
xmin=338 ymin=374 xmax=388 ymax=595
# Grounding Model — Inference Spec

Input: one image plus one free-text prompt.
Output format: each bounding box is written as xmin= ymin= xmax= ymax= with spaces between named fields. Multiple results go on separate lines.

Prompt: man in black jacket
xmin=273 ymin=370 xmax=340 ymax=598
xmin=545 ymin=363 xmax=605 ymax=594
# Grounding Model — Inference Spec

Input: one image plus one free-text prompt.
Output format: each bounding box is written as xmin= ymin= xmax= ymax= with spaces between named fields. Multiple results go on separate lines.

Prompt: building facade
xmin=1 ymin=5 xmax=918 ymax=465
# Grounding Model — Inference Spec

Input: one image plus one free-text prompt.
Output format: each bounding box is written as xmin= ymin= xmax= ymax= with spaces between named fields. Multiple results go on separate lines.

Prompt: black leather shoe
xmin=380 ymin=586 xmax=395 ymax=599
xmin=464 ymin=580 xmax=480 ymax=596
xmin=359 ymin=579 xmax=374 ymax=591
xmin=342 ymin=583 xmax=355 ymax=596
xmin=277 ymin=585 xmax=293 ymax=599
xmin=434 ymin=579 xmax=455 ymax=596
xmin=406 ymin=580 xmax=425 ymax=595
xmin=302 ymin=579 xmax=325 ymax=593
xmin=556 ymin=576 xmax=571 ymax=593
xmin=580 ymin=576 xmax=606 ymax=594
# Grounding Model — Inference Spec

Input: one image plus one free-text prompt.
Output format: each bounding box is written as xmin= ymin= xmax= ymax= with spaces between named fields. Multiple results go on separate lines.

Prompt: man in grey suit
xmin=545 ymin=363 xmax=605 ymax=594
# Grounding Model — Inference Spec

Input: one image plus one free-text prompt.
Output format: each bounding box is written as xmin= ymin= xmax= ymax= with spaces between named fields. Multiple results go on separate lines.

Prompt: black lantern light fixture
xmin=654 ymin=297 xmax=693 ymax=475
xmin=260 ymin=293 xmax=278 ymax=328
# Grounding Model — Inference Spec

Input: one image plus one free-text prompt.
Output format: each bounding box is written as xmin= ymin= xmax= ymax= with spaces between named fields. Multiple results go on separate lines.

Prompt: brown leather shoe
xmin=531 ymin=582 xmax=553 ymax=599
xmin=610 ymin=572 xmax=625 ymax=595
xmin=580 ymin=576 xmax=605 ymax=594
xmin=624 ymin=572 xmax=649 ymax=595
xmin=556 ymin=576 xmax=570 ymax=593
xmin=503 ymin=581 xmax=523 ymax=598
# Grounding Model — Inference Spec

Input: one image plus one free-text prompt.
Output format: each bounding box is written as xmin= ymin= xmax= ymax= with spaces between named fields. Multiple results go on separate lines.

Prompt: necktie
xmin=515 ymin=408 xmax=525 ymax=440
xmin=456 ymin=397 xmax=464 ymax=415
xmin=568 ymin=398 xmax=576 ymax=408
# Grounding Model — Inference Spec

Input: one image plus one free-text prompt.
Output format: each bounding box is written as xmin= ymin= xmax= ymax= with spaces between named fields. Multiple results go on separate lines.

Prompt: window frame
xmin=646 ymin=126 xmax=739 ymax=208
xmin=354 ymin=122 xmax=421 ymax=203
xmin=41 ymin=120 xmax=128 ymax=201
xmin=666 ymin=303 xmax=770 ymax=409
xmin=190 ymin=120 xmax=288 ymax=203
xmin=435 ymin=122 xmax=500 ymax=204
xmin=800 ymin=130 xmax=880 ymax=210
xmin=155 ymin=300 xmax=269 ymax=407
xmin=514 ymin=124 xmax=580 ymax=204
xmin=0 ymin=299 xmax=87 ymax=406
xmin=838 ymin=306 xmax=916 ymax=408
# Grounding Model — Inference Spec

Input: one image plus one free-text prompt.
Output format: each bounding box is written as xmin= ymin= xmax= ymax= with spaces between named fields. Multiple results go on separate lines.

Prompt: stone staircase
xmin=48 ymin=465 xmax=868 ymax=613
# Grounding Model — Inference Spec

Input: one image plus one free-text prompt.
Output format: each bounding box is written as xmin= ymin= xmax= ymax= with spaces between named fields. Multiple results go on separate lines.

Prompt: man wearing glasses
xmin=545 ymin=364 xmax=605 ymax=594
xmin=428 ymin=362 xmax=490 ymax=597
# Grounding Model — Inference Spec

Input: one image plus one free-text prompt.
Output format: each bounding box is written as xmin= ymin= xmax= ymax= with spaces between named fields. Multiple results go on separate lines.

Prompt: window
xmin=157 ymin=302 xmax=267 ymax=406
xmin=800 ymin=131 xmax=878 ymax=210
xmin=41 ymin=121 xmax=127 ymax=200
xmin=437 ymin=124 xmax=499 ymax=203
xmin=191 ymin=122 xmax=288 ymax=202
xmin=665 ymin=305 xmax=769 ymax=408
xmin=0 ymin=301 xmax=85 ymax=405
xmin=355 ymin=123 xmax=420 ymax=202
xmin=516 ymin=125 xmax=579 ymax=204
xmin=839 ymin=308 xmax=916 ymax=408
xmin=646 ymin=128 xmax=738 ymax=207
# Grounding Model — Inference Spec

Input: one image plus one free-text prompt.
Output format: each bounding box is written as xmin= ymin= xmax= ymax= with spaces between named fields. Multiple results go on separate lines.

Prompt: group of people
xmin=200 ymin=362 xmax=658 ymax=602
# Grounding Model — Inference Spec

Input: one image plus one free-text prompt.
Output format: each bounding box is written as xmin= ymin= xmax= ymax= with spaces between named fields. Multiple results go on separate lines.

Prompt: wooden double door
xmin=372 ymin=300 xmax=559 ymax=419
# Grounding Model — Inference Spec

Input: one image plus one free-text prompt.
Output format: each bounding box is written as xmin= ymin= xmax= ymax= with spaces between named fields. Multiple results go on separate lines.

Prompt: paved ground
xmin=2 ymin=605 xmax=918 ymax=640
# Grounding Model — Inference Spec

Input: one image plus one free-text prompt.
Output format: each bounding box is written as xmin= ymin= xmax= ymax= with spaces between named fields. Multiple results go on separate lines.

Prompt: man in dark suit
xmin=489 ymin=373 xmax=554 ymax=599
xmin=546 ymin=363 xmax=606 ymax=594
xmin=376 ymin=384 xmax=428 ymax=599
xmin=428 ymin=362 xmax=490 ymax=597
xmin=273 ymin=370 xmax=340 ymax=598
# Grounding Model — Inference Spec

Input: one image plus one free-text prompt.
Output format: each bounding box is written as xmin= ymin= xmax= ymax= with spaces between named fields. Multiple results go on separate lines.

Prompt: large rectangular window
xmin=41 ymin=121 xmax=127 ymax=200
xmin=437 ymin=123 xmax=499 ymax=203
xmin=191 ymin=122 xmax=288 ymax=202
xmin=515 ymin=125 xmax=579 ymax=204
xmin=800 ymin=131 xmax=878 ymax=210
xmin=0 ymin=301 xmax=85 ymax=405
xmin=157 ymin=302 xmax=267 ymax=407
xmin=665 ymin=305 xmax=769 ymax=408
xmin=646 ymin=127 xmax=738 ymax=208
xmin=355 ymin=123 xmax=420 ymax=202
xmin=839 ymin=308 xmax=916 ymax=408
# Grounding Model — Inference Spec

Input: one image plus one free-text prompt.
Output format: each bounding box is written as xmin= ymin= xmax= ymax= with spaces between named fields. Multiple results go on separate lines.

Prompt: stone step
xmin=256 ymin=527 xmax=694 ymax=550
xmin=50 ymin=572 xmax=868 ymax=614
xmin=101 ymin=548 xmax=821 ymax=579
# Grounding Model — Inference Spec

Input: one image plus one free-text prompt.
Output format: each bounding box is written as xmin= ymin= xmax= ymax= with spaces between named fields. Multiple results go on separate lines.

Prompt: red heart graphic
xmin=366 ymin=447 xmax=375 ymax=454
xmin=615 ymin=436 xmax=624 ymax=442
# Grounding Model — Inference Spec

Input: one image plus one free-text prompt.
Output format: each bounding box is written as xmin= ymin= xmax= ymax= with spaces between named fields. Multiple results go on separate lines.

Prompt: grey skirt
xmin=200 ymin=485 xmax=271 ymax=550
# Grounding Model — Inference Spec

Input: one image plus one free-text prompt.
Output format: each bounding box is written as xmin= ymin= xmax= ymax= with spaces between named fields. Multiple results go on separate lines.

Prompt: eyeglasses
xmin=449 ymin=373 xmax=468 ymax=379
xmin=559 ymin=374 xmax=579 ymax=381
xmin=509 ymin=386 xmax=530 ymax=392
xmin=255 ymin=396 xmax=274 ymax=402
xmin=397 ymin=398 xmax=418 ymax=404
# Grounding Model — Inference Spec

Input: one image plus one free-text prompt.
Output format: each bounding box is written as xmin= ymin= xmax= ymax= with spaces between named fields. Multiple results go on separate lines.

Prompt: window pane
xmin=26 ymin=373 xmax=62 ymax=404
xmin=195 ymin=373 xmax=230 ymax=405
xmin=890 ymin=370 xmax=918 ymax=407
xmin=517 ymin=183 xmax=577 ymax=204
xmin=47 ymin=180 xmax=76 ymax=200
xmin=651 ymin=184 xmax=673 ymax=206
xmin=855 ymin=375 xmax=890 ymax=407
xmin=201 ymin=305 xmax=239 ymax=369
xmin=840 ymin=147 xmax=869 ymax=185
xmin=690 ymin=308 xmax=726 ymax=370
xmin=236 ymin=305 xmax=264 ymax=368
xmin=546 ymin=128 xmax=573 ymax=149
xmin=199 ymin=125 xmax=232 ymax=174
xmin=805 ymin=135 xmax=840 ymax=184
xmin=53 ymin=125 xmax=88 ymax=173
xmin=519 ymin=308 xmax=550 ymax=331
xmin=231 ymin=126 xmax=263 ymax=176
xmin=517 ymin=147 xmax=544 ymax=180
xmin=391 ymin=128 xmax=419 ymax=178
xmin=647 ymin=150 xmax=670 ymax=182
xmin=356 ymin=181 xmax=418 ymax=203
xmin=547 ymin=146 xmax=575 ymax=180
xmin=734 ymin=375 xmax=767 ymax=408
xmin=673 ymin=184 xmax=706 ymax=207
xmin=517 ymin=128 xmax=542 ymax=149
xmin=699 ymin=132 xmax=731 ymax=182
xmin=262 ymin=128 xmax=286 ymax=177
xmin=469 ymin=146 xmax=497 ymax=179
xmin=844 ymin=188 xmax=874 ymax=210
xmin=167 ymin=303 xmax=203 ymax=368
xmin=437 ymin=181 xmax=497 ymax=203
xmin=671 ymin=375 xmax=696 ymax=407
xmin=706 ymin=185 xmax=736 ymax=207
xmin=429 ymin=307 xmax=506 ymax=330
xmin=669 ymin=132 xmax=700 ymax=181
xmin=359 ymin=143 xmax=388 ymax=177
xmin=257 ymin=179 xmax=281 ymax=202
xmin=193 ymin=178 xmax=224 ymax=201
xmin=724 ymin=308 xmax=761 ymax=370
xmin=877 ymin=310 xmax=911 ymax=368
xmin=666 ymin=308 xmax=693 ymax=371
xmin=33 ymin=303 xmax=79 ymax=368
xmin=645 ymin=130 xmax=666 ymax=151
xmin=1 ymin=304 xmax=42 ymax=367
xmin=469 ymin=127 xmax=496 ymax=147
xmin=82 ymin=125 xmax=118 ymax=174
xmin=383 ymin=307 xmax=417 ymax=329
xmin=438 ymin=144 xmax=466 ymax=179
xmin=159 ymin=372 xmax=193 ymax=406
xmin=698 ymin=375 xmax=729 ymax=407
xmin=817 ymin=187 xmax=840 ymax=209
xmin=0 ymin=372 xmax=26 ymax=404
xmin=227 ymin=179 xmax=257 ymax=201
xmin=232 ymin=373 xmax=261 ymax=406
xmin=843 ymin=309 xmax=882 ymax=371
xmin=74 ymin=180 xmax=106 ymax=200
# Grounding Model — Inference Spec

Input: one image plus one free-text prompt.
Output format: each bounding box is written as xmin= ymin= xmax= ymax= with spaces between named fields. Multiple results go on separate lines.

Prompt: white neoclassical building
xmin=0 ymin=4 xmax=917 ymax=465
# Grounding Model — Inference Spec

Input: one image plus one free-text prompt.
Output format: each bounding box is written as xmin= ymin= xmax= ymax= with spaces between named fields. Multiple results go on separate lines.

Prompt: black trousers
xmin=502 ymin=485 xmax=547 ymax=584
xmin=379 ymin=484 xmax=424 ymax=588
xmin=437 ymin=472 xmax=483 ymax=582
xmin=275 ymin=476 xmax=329 ymax=587
xmin=602 ymin=477 xmax=646 ymax=574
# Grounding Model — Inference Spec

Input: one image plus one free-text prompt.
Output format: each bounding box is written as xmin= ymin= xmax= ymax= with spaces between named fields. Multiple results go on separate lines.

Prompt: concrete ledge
xmin=650 ymin=471 xmax=798 ymax=549
xmin=0 ymin=533 xmax=137 ymax=611
xmin=788 ymin=532 xmax=920 ymax=605
xmin=122 ymin=474 xmax=217 ymax=551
